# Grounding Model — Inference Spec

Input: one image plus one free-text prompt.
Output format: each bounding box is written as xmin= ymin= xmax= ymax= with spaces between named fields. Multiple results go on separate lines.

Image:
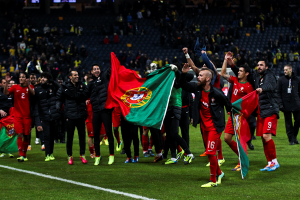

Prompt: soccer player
xmin=33 ymin=72 xmax=61 ymax=161
xmin=162 ymin=64 xmax=194 ymax=165
xmin=56 ymin=71 xmax=87 ymax=165
xmin=28 ymin=73 xmax=37 ymax=151
xmin=229 ymin=57 xmax=280 ymax=171
xmin=83 ymin=64 xmax=115 ymax=165
xmin=0 ymin=78 xmax=14 ymax=158
xmin=3 ymin=72 xmax=35 ymax=162
xmin=183 ymin=47 xmax=225 ymax=164
xmin=220 ymin=54 xmax=254 ymax=171
xmin=181 ymin=64 xmax=231 ymax=187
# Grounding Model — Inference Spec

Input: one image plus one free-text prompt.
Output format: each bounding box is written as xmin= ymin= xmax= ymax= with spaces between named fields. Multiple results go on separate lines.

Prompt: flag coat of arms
xmin=105 ymin=52 xmax=175 ymax=129
xmin=231 ymin=91 xmax=259 ymax=179
xmin=0 ymin=108 xmax=18 ymax=153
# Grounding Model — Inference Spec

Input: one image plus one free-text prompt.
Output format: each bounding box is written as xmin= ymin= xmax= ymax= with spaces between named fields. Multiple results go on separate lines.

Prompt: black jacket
xmin=181 ymin=89 xmax=194 ymax=119
xmin=277 ymin=73 xmax=300 ymax=112
xmin=34 ymin=81 xmax=61 ymax=126
xmin=56 ymin=80 xmax=87 ymax=119
xmin=231 ymin=65 xmax=279 ymax=118
xmin=181 ymin=73 xmax=232 ymax=133
xmin=84 ymin=69 xmax=111 ymax=113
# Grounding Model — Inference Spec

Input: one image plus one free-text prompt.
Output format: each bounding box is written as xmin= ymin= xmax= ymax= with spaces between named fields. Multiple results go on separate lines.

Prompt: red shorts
xmin=86 ymin=122 xmax=106 ymax=137
xmin=256 ymin=114 xmax=277 ymax=136
xmin=14 ymin=117 xmax=32 ymax=135
xmin=224 ymin=115 xmax=234 ymax=135
xmin=202 ymin=129 xmax=221 ymax=155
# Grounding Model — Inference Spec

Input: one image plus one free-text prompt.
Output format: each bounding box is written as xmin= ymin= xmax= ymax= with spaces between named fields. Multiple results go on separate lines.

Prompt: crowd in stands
xmin=2 ymin=0 xmax=300 ymax=84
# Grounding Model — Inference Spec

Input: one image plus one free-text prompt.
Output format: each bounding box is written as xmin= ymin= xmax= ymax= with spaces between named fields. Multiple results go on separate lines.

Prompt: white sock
xmin=272 ymin=158 xmax=278 ymax=165
xmin=157 ymin=153 xmax=162 ymax=157
xmin=187 ymin=154 xmax=193 ymax=157
xmin=171 ymin=158 xmax=177 ymax=161
xmin=268 ymin=161 xmax=271 ymax=166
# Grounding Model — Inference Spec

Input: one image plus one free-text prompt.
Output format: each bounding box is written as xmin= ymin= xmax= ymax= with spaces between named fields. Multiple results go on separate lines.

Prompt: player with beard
xmin=221 ymin=54 xmax=254 ymax=171
xmin=183 ymin=47 xmax=225 ymax=165
xmin=180 ymin=64 xmax=231 ymax=187
xmin=3 ymin=72 xmax=35 ymax=162
xmin=56 ymin=71 xmax=87 ymax=165
xmin=228 ymin=57 xmax=280 ymax=171
xmin=33 ymin=72 xmax=61 ymax=161
xmin=83 ymin=64 xmax=115 ymax=165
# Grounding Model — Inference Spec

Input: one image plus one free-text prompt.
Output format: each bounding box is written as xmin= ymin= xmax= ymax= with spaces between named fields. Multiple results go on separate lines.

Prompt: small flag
xmin=231 ymin=91 xmax=259 ymax=179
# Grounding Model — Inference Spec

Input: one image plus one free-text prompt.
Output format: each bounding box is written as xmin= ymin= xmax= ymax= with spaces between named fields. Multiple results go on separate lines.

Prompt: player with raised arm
xmin=221 ymin=53 xmax=254 ymax=171
xmin=181 ymin=63 xmax=231 ymax=187
xmin=3 ymin=72 xmax=35 ymax=162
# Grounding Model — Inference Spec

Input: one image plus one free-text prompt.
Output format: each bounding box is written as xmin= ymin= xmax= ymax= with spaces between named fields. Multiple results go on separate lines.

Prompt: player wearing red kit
xmin=221 ymin=53 xmax=254 ymax=171
xmin=3 ymin=72 xmax=35 ymax=162
xmin=181 ymin=64 xmax=231 ymax=187
xmin=229 ymin=57 xmax=280 ymax=171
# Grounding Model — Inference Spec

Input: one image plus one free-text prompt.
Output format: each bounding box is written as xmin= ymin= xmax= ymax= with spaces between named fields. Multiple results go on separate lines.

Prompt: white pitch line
xmin=0 ymin=164 xmax=157 ymax=200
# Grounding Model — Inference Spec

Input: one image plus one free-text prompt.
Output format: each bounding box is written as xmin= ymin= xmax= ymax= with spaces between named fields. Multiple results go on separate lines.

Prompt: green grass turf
xmin=0 ymin=112 xmax=299 ymax=200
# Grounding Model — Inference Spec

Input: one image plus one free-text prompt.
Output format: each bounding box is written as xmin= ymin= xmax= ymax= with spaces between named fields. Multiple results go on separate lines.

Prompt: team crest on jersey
xmin=121 ymin=87 xmax=152 ymax=108
xmin=5 ymin=124 xmax=15 ymax=138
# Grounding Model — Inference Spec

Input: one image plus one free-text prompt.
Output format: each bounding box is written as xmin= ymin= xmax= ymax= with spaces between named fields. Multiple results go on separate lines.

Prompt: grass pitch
xmin=0 ymin=113 xmax=299 ymax=200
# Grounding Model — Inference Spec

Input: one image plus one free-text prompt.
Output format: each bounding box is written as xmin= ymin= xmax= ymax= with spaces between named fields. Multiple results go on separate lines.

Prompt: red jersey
xmin=213 ymin=74 xmax=221 ymax=89
xmin=8 ymin=84 xmax=34 ymax=118
xmin=86 ymin=99 xmax=93 ymax=123
xmin=200 ymin=90 xmax=215 ymax=131
xmin=229 ymin=76 xmax=253 ymax=103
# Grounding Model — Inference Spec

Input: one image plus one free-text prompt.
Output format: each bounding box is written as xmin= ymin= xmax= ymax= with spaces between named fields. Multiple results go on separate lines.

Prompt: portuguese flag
xmin=231 ymin=91 xmax=259 ymax=179
xmin=106 ymin=52 xmax=175 ymax=129
xmin=0 ymin=109 xmax=18 ymax=153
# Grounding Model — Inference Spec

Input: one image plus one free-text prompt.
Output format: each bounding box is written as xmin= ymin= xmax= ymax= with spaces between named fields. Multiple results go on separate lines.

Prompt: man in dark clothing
xmin=277 ymin=65 xmax=300 ymax=145
xmin=228 ymin=57 xmax=280 ymax=172
xmin=34 ymin=72 xmax=61 ymax=161
xmin=181 ymin=65 xmax=231 ymax=187
xmin=83 ymin=64 xmax=115 ymax=166
xmin=56 ymin=71 xmax=87 ymax=165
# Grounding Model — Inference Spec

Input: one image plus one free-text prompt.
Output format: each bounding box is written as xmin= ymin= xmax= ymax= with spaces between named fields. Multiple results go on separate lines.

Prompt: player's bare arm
xmin=221 ymin=58 xmax=230 ymax=81
xmin=26 ymin=79 xmax=35 ymax=95
xmin=182 ymin=47 xmax=200 ymax=75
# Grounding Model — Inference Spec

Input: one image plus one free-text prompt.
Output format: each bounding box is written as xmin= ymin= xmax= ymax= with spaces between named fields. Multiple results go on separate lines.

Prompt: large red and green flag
xmin=0 ymin=109 xmax=18 ymax=153
xmin=231 ymin=90 xmax=259 ymax=179
xmin=105 ymin=52 xmax=175 ymax=129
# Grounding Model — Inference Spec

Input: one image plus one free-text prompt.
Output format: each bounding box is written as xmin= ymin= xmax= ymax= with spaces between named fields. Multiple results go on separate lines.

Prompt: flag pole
xmin=231 ymin=112 xmax=244 ymax=180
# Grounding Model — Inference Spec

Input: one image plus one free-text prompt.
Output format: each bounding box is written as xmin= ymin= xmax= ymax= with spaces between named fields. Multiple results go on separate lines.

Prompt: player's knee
xmin=224 ymin=134 xmax=232 ymax=144
xmin=262 ymin=133 xmax=271 ymax=142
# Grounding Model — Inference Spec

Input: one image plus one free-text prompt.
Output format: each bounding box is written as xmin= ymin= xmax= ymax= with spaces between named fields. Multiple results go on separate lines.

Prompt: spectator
xmin=289 ymin=51 xmax=294 ymax=62
xmin=43 ymin=24 xmax=50 ymax=36
xmin=256 ymin=22 xmax=260 ymax=34
xmin=276 ymin=50 xmax=282 ymax=62
xmin=158 ymin=58 xmax=163 ymax=68
xmin=127 ymin=13 xmax=132 ymax=23
xmin=137 ymin=10 xmax=143 ymax=19
xmin=103 ymin=36 xmax=109 ymax=44
xmin=80 ymin=45 xmax=87 ymax=57
xmin=74 ymin=56 xmax=81 ymax=69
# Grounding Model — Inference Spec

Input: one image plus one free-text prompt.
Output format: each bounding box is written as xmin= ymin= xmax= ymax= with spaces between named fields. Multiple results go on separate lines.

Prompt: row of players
xmin=0 ymin=46 xmax=280 ymax=187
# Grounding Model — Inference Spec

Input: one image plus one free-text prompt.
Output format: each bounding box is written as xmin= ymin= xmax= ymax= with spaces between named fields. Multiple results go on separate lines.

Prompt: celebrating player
xmin=3 ymin=72 xmax=35 ymax=162
xmin=221 ymin=53 xmax=254 ymax=171
xmin=181 ymin=63 xmax=231 ymax=187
